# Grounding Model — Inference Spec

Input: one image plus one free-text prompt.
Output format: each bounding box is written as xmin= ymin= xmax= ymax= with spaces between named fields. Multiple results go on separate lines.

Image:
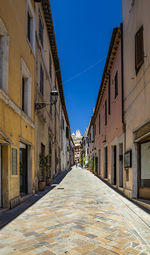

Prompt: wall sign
xmin=124 ymin=150 xmax=132 ymax=168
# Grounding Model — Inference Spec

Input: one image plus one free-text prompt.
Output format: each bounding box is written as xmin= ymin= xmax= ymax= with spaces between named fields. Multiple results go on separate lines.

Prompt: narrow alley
xmin=0 ymin=167 xmax=150 ymax=255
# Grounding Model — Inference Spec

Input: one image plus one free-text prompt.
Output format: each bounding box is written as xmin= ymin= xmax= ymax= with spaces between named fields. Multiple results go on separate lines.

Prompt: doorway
xmin=104 ymin=147 xmax=108 ymax=178
xmin=139 ymin=141 xmax=150 ymax=199
xmin=113 ymin=145 xmax=117 ymax=185
xmin=20 ymin=143 xmax=28 ymax=195
xmin=0 ymin=145 xmax=2 ymax=207
xmin=119 ymin=143 xmax=123 ymax=187
xmin=98 ymin=149 xmax=101 ymax=176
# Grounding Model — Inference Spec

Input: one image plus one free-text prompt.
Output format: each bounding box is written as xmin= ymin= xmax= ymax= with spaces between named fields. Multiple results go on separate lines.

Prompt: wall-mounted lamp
xmin=35 ymin=88 xmax=58 ymax=111
xmin=50 ymin=88 xmax=58 ymax=105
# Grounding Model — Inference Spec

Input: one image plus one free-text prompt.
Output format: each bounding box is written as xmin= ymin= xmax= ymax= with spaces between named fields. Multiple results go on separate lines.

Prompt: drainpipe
xmin=121 ymin=22 xmax=124 ymax=126
xmin=54 ymin=73 xmax=57 ymax=176
xmin=120 ymin=22 xmax=126 ymax=190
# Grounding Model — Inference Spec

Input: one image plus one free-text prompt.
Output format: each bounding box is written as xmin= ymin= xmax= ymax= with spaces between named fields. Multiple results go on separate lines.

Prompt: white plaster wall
xmin=123 ymin=0 xmax=150 ymax=197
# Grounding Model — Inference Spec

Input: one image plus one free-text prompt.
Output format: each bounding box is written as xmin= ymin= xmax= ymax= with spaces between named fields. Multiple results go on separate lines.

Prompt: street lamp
xmin=35 ymin=87 xmax=58 ymax=176
xmin=50 ymin=88 xmax=58 ymax=105
xmin=50 ymin=88 xmax=58 ymax=176
xmin=35 ymin=88 xmax=58 ymax=110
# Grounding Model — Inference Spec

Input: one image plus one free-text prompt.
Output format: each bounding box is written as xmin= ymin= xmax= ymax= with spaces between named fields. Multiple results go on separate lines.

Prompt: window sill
xmin=21 ymin=110 xmax=32 ymax=123
xmin=26 ymin=38 xmax=35 ymax=57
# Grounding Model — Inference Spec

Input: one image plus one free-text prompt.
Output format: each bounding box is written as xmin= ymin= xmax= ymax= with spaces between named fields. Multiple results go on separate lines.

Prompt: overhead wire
xmin=62 ymin=56 xmax=106 ymax=84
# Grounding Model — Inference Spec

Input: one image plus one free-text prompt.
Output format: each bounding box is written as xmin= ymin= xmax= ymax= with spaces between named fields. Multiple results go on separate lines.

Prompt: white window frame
xmin=26 ymin=0 xmax=35 ymax=54
xmin=0 ymin=18 xmax=9 ymax=94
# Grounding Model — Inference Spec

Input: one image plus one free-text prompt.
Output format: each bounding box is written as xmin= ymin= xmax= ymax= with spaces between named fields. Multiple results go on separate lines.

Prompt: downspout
xmin=121 ymin=22 xmax=124 ymax=126
xmin=121 ymin=22 xmax=126 ymax=191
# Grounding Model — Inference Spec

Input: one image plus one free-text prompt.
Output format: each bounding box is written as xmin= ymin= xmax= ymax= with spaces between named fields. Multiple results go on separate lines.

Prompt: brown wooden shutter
xmin=105 ymin=99 xmax=107 ymax=126
xmin=108 ymin=75 xmax=111 ymax=114
xmin=135 ymin=26 xmax=144 ymax=73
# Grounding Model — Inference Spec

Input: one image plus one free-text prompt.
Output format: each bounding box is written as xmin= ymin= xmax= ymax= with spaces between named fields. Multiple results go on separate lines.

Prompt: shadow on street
xmin=0 ymin=168 xmax=72 ymax=230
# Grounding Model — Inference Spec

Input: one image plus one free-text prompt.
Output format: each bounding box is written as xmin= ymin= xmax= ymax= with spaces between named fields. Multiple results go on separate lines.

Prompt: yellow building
xmin=0 ymin=0 xmax=35 ymax=208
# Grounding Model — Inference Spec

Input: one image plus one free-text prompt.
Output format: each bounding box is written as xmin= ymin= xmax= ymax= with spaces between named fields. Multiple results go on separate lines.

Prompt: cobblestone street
xmin=0 ymin=167 xmax=150 ymax=255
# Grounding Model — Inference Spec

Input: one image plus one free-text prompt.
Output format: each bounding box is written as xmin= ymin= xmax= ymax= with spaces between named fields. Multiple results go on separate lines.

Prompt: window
xmin=27 ymin=0 xmax=35 ymax=53
xmin=0 ymin=18 xmax=9 ymax=94
xmin=126 ymin=169 xmax=129 ymax=182
xmin=40 ymin=65 xmax=44 ymax=95
xmin=39 ymin=13 xmax=44 ymax=46
xmin=140 ymin=141 xmax=150 ymax=187
xmin=131 ymin=0 xmax=135 ymax=8
xmin=27 ymin=11 xmax=31 ymax=43
xmin=105 ymin=100 xmax=107 ymax=125
xmin=108 ymin=75 xmax=111 ymax=114
xmin=62 ymin=117 xmax=64 ymax=130
xmin=135 ymin=26 xmax=144 ymax=73
xmin=22 ymin=77 xmax=30 ymax=115
xmin=115 ymin=72 xmax=118 ymax=98
xmin=95 ymin=124 xmax=96 ymax=136
xmin=49 ymin=94 xmax=52 ymax=114
xmin=22 ymin=77 xmax=25 ymax=111
xmin=49 ymin=141 xmax=52 ymax=169
xmin=99 ymin=114 xmax=101 ymax=134
xmin=12 ymin=148 xmax=17 ymax=175
xmin=49 ymin=54 xmax=52 ymax=79
xmin=41 ymin=143 xmax=45 ymax=156
xmin=21 ymin=58 xmax=32 ymax=117
xmin=66 ymin=126 xmax=69 ymax=139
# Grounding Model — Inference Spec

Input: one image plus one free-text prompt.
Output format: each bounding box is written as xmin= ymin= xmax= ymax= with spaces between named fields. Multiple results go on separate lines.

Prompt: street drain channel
xmin=57 ymin=188 xmax=64 ymax=190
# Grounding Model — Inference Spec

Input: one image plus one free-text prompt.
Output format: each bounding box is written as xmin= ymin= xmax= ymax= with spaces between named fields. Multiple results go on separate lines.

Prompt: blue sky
xmin=50 ymin=0 xmax=122 ymax=135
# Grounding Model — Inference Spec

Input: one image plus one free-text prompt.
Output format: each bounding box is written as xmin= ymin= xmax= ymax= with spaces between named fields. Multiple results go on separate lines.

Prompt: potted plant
xmin=45 ymin=154 xmax=52 ymax=186
xmin=38 ymin=154 xmax=46 ymax=191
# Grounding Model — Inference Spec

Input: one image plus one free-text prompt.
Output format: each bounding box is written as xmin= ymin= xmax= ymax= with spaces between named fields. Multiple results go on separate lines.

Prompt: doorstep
xmin=20 ymin=194 xmax=33 ymax=204
xmin=133 ymin=199 xmax=150 ymax=211
xmin=0 ymin=208 xmax=9 ymax=215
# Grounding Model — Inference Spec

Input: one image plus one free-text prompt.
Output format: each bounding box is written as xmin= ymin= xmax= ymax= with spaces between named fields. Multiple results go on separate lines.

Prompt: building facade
xmin=93 ymin=27 xmax=124 ymax=187
xmin=34 ymin=0 xmax=70 ymax=189
xmin=123 ymin=0 xmax=150 ymax=199
xmin=87 ymin=119 xmax=95 ymax=171
xmin=69 ymin=137 xmax=75 ymax=167
xmin=61 ymin=110 xmax=70 ymax=172
xmin=0 ymin=0 xmax=35 ymax=208
xmin=72 ymin=130 xmax=82 ymax=164
xmin=81 ymin=128 xmax=89 ymax=167
xmin=0 ymin=0 xmax=71 ymax=208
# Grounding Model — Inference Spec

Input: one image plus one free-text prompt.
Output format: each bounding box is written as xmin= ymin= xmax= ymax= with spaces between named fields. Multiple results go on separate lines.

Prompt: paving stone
xmin=0 ymin=167 xmax=150 ymax=255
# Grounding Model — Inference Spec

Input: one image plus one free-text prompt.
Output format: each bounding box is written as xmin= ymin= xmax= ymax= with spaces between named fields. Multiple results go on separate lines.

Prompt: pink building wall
xmin=94 ymin=41 xmax=124 ymax=183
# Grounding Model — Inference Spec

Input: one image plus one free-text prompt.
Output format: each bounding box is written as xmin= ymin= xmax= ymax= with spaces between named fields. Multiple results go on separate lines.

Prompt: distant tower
xmin=72 ymin=132 xmax=75 ymax=137
xmin=76 ymin=130 xmax=81 ymax=138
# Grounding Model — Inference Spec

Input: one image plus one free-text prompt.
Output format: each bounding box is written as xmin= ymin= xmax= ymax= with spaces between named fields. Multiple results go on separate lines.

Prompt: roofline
xmin=93 ymin=27 xmax=121 ymax=122
xmin=40 ymin=0 xmax=70 ymax=127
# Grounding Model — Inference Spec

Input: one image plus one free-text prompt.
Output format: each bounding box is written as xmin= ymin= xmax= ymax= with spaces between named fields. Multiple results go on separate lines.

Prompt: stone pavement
xmin=0 ymin=167 xmax=150 ymax=255
xmin=0 ymin=169 xmax=70 ymax=229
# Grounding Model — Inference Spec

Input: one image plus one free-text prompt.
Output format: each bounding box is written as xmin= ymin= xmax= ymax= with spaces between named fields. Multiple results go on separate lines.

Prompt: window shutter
xmin=22 ymin=77 xmax=25 ymax=111
xmin=99 ymin=114 xmax=100 ymax=134
xmin=49 ymin=55 xmax=52 ymax=78
xmin=12 ymin=148 xmax=17 ymax=175
xmin=108 ymin=75 xmax=111 ymax=114
xmin=27 ymin=12 xmax=31 ymax=43
xmin=105 ymin=100 xmax=107 ymax=126
xmin=40 ymin=65 xmax=44 ymax=95
xmin=135 ymin=26 xmax=144 ymax=73
xmin=115 ymin=71 xmax=118 ymax=98
xmin=39 ymin=14 xmax=43 ymax=46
